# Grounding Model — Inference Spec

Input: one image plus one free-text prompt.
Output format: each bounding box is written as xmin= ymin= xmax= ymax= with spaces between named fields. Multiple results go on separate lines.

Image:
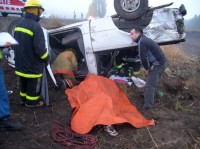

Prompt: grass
xmin=161 ymin=45 xmax=190 ymax=66
xmin=40 ymin=16 xmax=83 ymax=30
xmin=160 ymin=45 xmax=200 ymax=96
xmin=175 ymin=98 xmax=193 ymax=112
xmin=131 ymin=129 xmax=143 ymax=143
xmin=186 ymin=132 xmax=200 ymax=149
xmin=41 ymin=16 xmax=64 ymax=29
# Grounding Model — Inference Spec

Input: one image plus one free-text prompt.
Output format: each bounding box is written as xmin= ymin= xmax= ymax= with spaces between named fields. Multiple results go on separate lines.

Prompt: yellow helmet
xmin=24 ymin=0 xmax=44 ymax=12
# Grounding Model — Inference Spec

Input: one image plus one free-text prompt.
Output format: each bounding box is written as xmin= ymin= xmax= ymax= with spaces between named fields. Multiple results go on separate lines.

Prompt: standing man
xmin=130 ymin=27 xmax=166 ymax=109
xmin=14 ymin=0 xmax=49 ymax=108
xmin=0 ymin=42 xmax=23 ymax=131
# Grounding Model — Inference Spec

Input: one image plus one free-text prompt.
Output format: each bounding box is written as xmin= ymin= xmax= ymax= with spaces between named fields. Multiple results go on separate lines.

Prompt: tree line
xmin=185 ymin=15 xmax=200 ymax=30
xmin=86 ymin=0 xmax=107 ymax=18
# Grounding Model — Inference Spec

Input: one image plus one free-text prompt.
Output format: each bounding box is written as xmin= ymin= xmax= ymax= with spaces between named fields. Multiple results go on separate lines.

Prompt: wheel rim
xmin=120 ymin=0 xmax=140 ymax=12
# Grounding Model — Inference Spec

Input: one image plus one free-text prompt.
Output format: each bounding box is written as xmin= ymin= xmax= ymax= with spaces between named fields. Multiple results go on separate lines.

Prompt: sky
xmin=40 ymin=0 xmax=200 ymax=20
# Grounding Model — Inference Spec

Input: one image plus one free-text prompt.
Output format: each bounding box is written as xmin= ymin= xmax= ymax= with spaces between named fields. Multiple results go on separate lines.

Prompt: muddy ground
xmin=0 ymin=17 xmax=200 ymax=149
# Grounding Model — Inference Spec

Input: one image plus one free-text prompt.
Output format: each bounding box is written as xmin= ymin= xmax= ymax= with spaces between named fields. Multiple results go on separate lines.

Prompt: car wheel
xmin=114 ymin=0 xmax=149 ymax=20
xmin=1 ymin=12 xmax=8 ymax=17
xmin=8 ymin=19 xmax=21 ymax=36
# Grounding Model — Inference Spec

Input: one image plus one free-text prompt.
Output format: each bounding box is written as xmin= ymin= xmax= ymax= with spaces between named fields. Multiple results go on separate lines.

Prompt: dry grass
xmin=160 ymin=45 xmax=200 ymax=96
xmin=131 ymin=129 xmax=143 ymax=143
xmin=162 ymin=76 xmax=185 ymax=94
xmin=185 ymin=77 xmax=200 ymax=94
xmin=175 ymin=98 xmax=193 ymax=112
xmin=161 ymin=45 xmax=191 ymax=66
xmin=186 ymin=132 xmax=200 ymax=149
xmin=185 ymin=78 xmax=196 ymax=88
xmin=40 ymin=16 xmax=83 ymax=30
xmin=41 ymin=16 xmax=64 ymax=29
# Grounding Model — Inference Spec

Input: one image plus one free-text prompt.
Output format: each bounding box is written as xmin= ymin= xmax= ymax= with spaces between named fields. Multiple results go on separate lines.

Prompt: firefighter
xmin=51 ymin=48 xmax=78 ymax=89
xmin=14 ymin=0 xmax=50 ymax=108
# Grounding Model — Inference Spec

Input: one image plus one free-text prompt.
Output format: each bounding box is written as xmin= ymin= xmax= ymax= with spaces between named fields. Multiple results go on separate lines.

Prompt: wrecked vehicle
xmin=9 ymin=2 xmax=187 ymax=84
xmin=46 ymin=2 xmax=186 ymax=81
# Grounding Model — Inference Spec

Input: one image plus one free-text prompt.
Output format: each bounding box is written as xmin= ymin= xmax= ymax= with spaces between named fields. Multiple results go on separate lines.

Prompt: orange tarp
xmin=65 ymin=73 xmax=155 ymax=134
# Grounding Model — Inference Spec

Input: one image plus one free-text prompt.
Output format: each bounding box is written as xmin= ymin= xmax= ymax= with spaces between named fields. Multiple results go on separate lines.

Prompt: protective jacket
xmin=51 ymin=49 xmax=78 ymax=76
xmin=14 ymin=12 xmax=49 ymax=78
xmin=0 ymin=51 xmax=2 ymax=60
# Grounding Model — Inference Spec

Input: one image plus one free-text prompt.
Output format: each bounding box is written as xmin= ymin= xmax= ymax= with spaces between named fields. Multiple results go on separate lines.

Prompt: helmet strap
xmin=37 ymin=8 xmax=40 ymax=17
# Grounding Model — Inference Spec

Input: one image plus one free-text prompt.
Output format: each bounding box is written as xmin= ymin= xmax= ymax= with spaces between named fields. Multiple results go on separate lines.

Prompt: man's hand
xmin=2 ymin=48 xmax=11 ymax=56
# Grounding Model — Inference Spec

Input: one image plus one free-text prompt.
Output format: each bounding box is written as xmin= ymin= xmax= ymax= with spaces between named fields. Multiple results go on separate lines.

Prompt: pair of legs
xmin=0 ymin=66 xmax=10 ymax=119
xmin=0 ymin=66 xmax=23 ymax=131
xmin=143 ymin=64 xmax=165 ymax=109
xmin=19 ymin=77 xmax=43 ymax=107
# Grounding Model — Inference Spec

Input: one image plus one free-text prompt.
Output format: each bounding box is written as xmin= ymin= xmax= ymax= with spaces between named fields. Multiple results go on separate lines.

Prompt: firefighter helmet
xmin=24 ymin=0 xmax=44 ymax=12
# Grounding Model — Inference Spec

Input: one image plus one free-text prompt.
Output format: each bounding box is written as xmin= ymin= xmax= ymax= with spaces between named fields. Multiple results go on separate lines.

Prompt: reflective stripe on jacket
xmin=0 ymin=50 xmax=3 ymax=60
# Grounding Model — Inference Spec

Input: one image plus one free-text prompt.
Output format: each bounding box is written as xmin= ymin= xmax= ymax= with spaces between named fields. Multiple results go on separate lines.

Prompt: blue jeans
xmin=143 ymin=64 xmax=166 ymax=109
xmin=0 ymin=66 xmax=10 ymax=119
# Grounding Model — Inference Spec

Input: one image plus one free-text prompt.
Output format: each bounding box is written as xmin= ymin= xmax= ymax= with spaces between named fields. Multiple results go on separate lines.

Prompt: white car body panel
xmin=90 ymin=17 xmax=134 ymax=52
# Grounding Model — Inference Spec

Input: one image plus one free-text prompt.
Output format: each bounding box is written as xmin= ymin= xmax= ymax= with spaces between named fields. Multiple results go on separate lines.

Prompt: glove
xmin=2 ymin=48 xmax=10 ymax=56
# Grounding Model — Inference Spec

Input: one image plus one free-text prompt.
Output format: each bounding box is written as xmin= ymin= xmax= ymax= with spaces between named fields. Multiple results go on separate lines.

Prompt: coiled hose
xmin=51 ymin=120 xmax=98 ymax=149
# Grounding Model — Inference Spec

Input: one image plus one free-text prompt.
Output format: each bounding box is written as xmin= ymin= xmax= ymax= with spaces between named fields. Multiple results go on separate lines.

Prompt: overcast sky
xmin=40 ymin=0 xmax=199 ymax=20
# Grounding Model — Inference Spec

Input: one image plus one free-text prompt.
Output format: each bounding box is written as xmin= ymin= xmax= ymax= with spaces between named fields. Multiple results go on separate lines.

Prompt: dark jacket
xmin=14 ymin=13 xmax=49 ymax=78
xmin=135 ymin=35 xmax=166 ymax=70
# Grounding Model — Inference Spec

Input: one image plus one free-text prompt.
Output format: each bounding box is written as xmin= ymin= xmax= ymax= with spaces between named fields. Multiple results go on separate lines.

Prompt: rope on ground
xmin=51 ymin=120 xmax=98 ymax=149
xmin=146 ymin=126 xmax=159 ymax=149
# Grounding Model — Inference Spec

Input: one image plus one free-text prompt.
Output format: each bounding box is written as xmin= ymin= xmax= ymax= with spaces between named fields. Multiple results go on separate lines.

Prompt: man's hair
xmin=133 ymin=27 xmax=143 ymax=34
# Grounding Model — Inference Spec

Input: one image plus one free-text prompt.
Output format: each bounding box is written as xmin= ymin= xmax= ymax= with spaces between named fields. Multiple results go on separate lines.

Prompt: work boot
xmin=20 ymin=97 xmax=26 ymax=106
xmin=25 ymin=101 xmax=44 ymax=108
xmin=0 ymin=117 xmax=23 ymax=131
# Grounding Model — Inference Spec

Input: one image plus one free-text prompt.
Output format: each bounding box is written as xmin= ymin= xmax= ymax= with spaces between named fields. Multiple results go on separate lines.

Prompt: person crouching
xmin=51 ymin=48 xmax=78 ymax=89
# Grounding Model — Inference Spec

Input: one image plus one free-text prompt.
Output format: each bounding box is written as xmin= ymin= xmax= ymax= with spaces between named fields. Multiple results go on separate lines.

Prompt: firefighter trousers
xmin=19 ymin=76 xmax=42 ymax=106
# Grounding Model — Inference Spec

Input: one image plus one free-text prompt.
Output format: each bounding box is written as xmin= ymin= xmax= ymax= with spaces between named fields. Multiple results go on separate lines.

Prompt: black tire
xmin=114 ymin=0 xmax=149 ymax=20
xmin=1 ymin=12 xmax=8 ymax=17
xmin=8 ymin=19 xmax=22 ymax=36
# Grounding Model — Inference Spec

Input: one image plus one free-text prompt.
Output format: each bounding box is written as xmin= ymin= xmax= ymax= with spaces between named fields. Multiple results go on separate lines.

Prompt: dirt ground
xmin=0 ymin=17 xmax=200 ymax=149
